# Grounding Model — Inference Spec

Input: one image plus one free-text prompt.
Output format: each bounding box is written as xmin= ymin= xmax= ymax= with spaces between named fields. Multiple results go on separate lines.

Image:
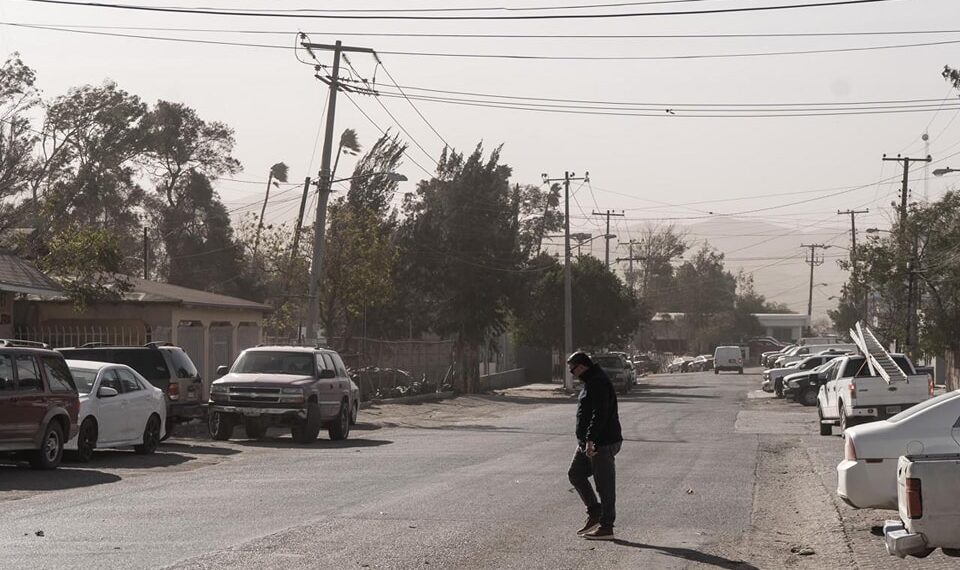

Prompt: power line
xmin=9 ymin=22 xmax=960 ymax=64
xmin=20 ymin=0 xmax=901 ymax=21
xmin=9 ymin=22 xmax=960 ymax=40
xmin=376 ymin=58 xmax=451 ymax=150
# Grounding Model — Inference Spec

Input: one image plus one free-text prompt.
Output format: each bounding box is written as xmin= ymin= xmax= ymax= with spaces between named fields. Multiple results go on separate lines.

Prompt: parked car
xmin=766 ymin=353 xmax=847 ymax=397
xmin=761 ymin=344 xmax=796 ymax=368
xmin=631 ymin=354 xmax=659 ymax=375
xmin=0 ymin=341 xmax=79 ymax=469
xmin=713 ymin=346 xmax=743 ymax=374
xmin=689 ymin=354 xmax=714 ymax=372
xmin=593 ymin=353 xmax=633 ymax=393
xmin=774 ymin=344 xmax=857 ymax=367
xmin=783 ymin=359 xmax=842 ymax=406
xmin=64 ymin=360 xmax=166 ymax=461
xmin=761 ymin=360 xmax=801 ymax=393
xmin=208 ymin=346 xmax=357 ymax=443
xmin=666 ymin=356 xmax=693 ymax=374
xmin=58 ymin=343 xmax=204 ymax=439
xmin=884 ymin=453 xmax=960 ymax=559
xmin=837 ymin=390 xmax=960 ymax=510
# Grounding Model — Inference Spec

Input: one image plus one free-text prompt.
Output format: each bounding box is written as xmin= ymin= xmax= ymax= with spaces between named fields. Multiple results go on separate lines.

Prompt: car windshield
xmin=887 ymin=390 xmax=960 ymax=423
xmin=594 ymin=356 xmax=624 ymax=369
xmin=70 ymin=368 xmax=99 ymax=394
xmin=232 ymin=352 xmax=315 ymax=375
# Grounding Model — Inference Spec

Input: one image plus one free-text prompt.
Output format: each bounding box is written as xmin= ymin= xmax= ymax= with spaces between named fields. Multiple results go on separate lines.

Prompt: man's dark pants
xmin=568 ymin=442 xmax=621 ymax=528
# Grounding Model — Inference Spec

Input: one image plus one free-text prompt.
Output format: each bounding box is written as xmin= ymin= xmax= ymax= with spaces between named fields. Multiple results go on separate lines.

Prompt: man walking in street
xmin=567 ymin=351 xmax=623 ymax=541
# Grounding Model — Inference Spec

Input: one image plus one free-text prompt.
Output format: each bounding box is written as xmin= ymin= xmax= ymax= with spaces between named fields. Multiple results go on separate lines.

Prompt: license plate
xmin=886 ymin=406 xmax=901 ymax=414
xmin=242 ymin=409 xmax=260 ymax=417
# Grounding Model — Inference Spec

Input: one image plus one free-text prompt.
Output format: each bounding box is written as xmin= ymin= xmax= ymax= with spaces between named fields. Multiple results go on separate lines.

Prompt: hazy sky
xmin=1 ymin=0 xmax=959 ymax=315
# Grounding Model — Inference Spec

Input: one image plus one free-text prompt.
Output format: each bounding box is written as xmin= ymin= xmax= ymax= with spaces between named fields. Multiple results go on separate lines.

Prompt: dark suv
xmin=208 ymin=346 xmax=356 ymax=443
xmin=58 ymin=343 xmax=203 ymax=438
xmin=0 ymin=341 xmax=79 ymax=469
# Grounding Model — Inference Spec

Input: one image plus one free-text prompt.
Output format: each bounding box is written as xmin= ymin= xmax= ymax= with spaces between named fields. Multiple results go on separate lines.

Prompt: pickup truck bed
xmin=884 ymin=454 xmax=960 ymax=558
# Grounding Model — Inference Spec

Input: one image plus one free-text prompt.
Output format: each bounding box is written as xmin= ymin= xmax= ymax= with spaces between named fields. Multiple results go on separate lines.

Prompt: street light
xmin=933 ymin=167 xmax=960 ymax=177
xmin=865 ymin=228 xmax=891 ymax=235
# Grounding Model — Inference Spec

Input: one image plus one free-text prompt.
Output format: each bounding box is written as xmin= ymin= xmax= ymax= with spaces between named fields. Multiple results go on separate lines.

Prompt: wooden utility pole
xmin=543 ymin=170 xmax=589 ymax=392
xmin=801 ymin=243 xmax=830 ymax=320
xmin=300 ymin=40 xmax=376 ymax=344
xmin=591 ymin=209 xmax=624 ymax=267
xmin=838 ymin=208 xmax=869 ymax=316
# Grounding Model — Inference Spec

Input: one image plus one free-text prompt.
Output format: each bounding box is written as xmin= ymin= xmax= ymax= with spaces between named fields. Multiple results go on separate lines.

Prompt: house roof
xmin=121 ymin=277 xmax=273 ymax=312
xmin=0 ymin=253 xmax=62 ymax=296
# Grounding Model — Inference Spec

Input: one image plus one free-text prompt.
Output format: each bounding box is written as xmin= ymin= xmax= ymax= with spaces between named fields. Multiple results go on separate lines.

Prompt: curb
xmin=360 ymin=391 xmax=456 ymax=408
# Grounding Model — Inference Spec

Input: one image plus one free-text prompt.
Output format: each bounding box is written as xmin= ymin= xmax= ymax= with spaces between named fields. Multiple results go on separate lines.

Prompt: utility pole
xmin=882 ymin=153 xmax=931 ymax=353
xmin=618 ymin=239 xmax=639 ymax=292
xmin=591 ymin=209 xmax=624 ymax=267
xmin=838 ymin=208 xmax=869 ymax=316
xmin=801 ymin=243 xmax=830 ymax=321
xmin=300 ymin=39 xmax=377 ymax=344
xmin=543 ymin=170 xmax=589 ymax=392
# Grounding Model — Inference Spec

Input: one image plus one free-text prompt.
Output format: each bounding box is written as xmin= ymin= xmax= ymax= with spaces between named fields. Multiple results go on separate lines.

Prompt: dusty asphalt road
xmin=2 ymin=372 xmax=765 ymax=569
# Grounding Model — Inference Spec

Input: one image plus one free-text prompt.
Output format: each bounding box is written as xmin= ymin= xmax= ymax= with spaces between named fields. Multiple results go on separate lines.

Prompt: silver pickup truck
xmin=884 ymin=454 xmax=960 ymax=559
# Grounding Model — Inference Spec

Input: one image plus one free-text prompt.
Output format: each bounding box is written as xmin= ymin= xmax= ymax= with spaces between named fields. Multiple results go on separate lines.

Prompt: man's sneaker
xmin=582 ymin=526 xmax=615 ymax=541
xmin=576 ymin=515 xmax=601 ymax=535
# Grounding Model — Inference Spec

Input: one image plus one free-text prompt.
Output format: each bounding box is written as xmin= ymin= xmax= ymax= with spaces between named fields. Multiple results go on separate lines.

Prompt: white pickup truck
xmin=817 ymin=352 xmax=930 ymax=435
xmin=883 ymin=454 xmax=960 ymax=559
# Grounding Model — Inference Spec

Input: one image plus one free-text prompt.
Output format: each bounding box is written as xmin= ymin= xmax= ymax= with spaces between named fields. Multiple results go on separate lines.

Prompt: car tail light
xmin=167 ymin=383 xmax=180 ymax=401
xmin=905 ymin=478 xmax=923 ymax=519
xmin=848 ymin=383 xmax=857 ymax=399
xmin=844 ymin=436 xmax=857 ymax=460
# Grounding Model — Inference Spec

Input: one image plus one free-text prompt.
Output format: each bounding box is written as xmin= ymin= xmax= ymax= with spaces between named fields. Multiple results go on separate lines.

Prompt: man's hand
xmin=585 ymin=441 xmax=598 ymax=458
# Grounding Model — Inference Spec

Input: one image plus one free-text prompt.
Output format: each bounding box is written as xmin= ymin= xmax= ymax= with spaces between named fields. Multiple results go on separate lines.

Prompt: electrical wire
xmin=159 ymin=1 xmax=733 ymax=14
xmin=20 ymin=0 xmax=901 ymax=21
xmin=376 ymin=58 xmax=451 ymax=150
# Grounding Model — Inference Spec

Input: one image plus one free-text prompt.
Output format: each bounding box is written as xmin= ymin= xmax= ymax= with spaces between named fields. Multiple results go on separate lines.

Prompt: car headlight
xmin=211 ymin=384 xmax=228 ymax=394
xmin=281 ymin=387 xmax=303 ymax=395
xmin=280 ymin=387 xmax=305 ymax=402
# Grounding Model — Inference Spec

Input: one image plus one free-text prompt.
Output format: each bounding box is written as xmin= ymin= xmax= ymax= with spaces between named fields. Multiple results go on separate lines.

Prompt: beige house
xmin=16 ymin=276 xmax=272 ymax=394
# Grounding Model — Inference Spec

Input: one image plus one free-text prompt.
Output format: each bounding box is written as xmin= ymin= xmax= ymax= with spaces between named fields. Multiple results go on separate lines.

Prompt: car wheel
xmin=244 ymin=417 xmax=268 ymax=439
xmin=818 ymin=405 xmax=832 ymax=436
xmin=800 ymin=388 xmax=818 ymax=407
xmin=350 ymin=400 xmax=358 ymax=426
xmin=328 ymin=399 xmax=350 ymax=441
xmin=839 ymin=406 xmax=852 ymax=432
xmin=292 ymin=401 xmax=322 ymax=443
xmin=29 ymin=421 xmax=64 ymax=470
xmin=135 ymin=414 xmax=162 ymax=455
xmin=208 ymin=411 xmax=235 ymax=441
xmin=75 ymin=418 xmax=97 ymax=463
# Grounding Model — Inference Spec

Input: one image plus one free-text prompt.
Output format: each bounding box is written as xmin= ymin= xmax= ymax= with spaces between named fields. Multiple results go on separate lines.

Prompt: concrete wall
xmin=479 ymin=368 xmax=527 ymax=391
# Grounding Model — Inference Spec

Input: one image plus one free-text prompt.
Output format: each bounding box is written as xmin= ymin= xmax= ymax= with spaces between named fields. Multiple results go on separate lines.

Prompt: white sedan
xmin=65 ymin=360 xmax=167 ymax=462
xmin=837 ymin=390 xmax=960 ymax=510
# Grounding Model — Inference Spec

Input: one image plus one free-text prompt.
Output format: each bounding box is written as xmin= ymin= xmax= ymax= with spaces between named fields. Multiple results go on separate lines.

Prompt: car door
xmin=823 ymin=361 xmax=843 ymax=413
xmin=116 ymin=367 xmax=151 ymax=439
xmin=0 ymin=354 xmax=20 ymax=441
xmin=96 ymin=368 xmax=129 ymax=444
xmin=14 ymin=355 xmax=46 ymax=442
xmin=316 ymin=353 xmax=340 ymax=418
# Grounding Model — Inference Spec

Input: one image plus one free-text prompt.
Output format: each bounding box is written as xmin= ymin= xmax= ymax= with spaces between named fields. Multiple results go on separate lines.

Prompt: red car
xmin=0 ymin=342 xmax=79 ymax=469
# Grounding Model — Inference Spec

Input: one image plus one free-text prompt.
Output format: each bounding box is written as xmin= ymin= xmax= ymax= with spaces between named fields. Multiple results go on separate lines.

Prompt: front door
xmin=96 ymin=369 xmax=129 ymax=444
xmin=0 ymin=354 xmax=18 ymax=441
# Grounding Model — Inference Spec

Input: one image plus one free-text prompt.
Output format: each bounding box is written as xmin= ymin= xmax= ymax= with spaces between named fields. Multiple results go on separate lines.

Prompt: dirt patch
xmin=714 ymin=437 xmax=855 ymax=568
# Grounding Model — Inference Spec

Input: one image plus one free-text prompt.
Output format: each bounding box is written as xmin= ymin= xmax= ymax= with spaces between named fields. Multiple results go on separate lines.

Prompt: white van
xmin=713 ymin=346 xmax=743 ymax=374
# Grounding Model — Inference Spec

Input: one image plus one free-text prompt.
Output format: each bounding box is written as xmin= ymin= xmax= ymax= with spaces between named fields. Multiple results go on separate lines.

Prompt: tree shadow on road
xmin=229 ymin=437 xmax=393 ymax=450
xmin=612 ymin=539 xmax=759 ymax=570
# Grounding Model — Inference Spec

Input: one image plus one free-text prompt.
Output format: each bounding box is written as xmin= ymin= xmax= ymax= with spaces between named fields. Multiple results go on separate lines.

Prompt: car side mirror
xmin=318 ymin=369 xmax=336 ymax=379
xmin=98 ymin=386 xmax=119 ymax=398
xmin=216 ymin=365 xmax=229 ymax=377
xmin=818 ymin=372 xmax=828 ymax=380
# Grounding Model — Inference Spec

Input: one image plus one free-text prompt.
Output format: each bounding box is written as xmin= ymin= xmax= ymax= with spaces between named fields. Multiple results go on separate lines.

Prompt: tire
xmin=800 ymin=388 xmax=818 ymax=407
xmin=818 ymin=405 xmax=832 ymax=436
xmin=161 ymin=421 xmax=174 ymax=442
xmin=350 ymin=400 xmax=358 ymax=426
xmin=291 ymin=401 xmax=322 ymax=444
xmin=135 ymin=414 xmax=162 ymax=454
xmin=328 ymin=399 xmax=350 ymax=441
xmin=840 ymin=405 xmax=853 ymax=433
xmin=75 ymin=418 xmax=97 ymax=463
xmin=244 ymin=417 xmax=268 ymax=439
xmin=208 ymin=411 xmax=235 ymax=441
xmin=29 ymin=421 xmax=64 ymax=469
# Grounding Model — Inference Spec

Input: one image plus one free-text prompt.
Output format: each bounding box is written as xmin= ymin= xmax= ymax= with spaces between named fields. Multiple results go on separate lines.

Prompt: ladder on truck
xmin=849 ymin=321 xmax=908 ymax=384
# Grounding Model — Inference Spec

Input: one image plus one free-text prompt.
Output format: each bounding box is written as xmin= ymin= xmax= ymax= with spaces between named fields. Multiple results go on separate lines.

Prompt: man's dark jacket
xmin=575 ymin=364 xmax=623 ymax=447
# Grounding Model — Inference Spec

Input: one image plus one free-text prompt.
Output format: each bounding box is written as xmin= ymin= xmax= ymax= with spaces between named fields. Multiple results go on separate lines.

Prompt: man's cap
xmin=567 ymin=351 xmax=592 ymax=368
